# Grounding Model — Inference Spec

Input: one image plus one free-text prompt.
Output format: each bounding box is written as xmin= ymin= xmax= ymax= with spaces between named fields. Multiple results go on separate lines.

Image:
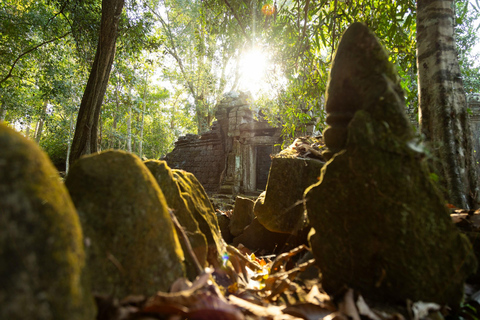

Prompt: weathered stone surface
xmin=0 ymin=123 xmax=95 ymax=320
xmin=305 ymin=22 xmax=476 ymax=308
xmin=454 ymin=214 xmax=480 ymax=284
xmin=229 ymin=196 xmax=255 ymax=236
xmin=144 ymin=160 xmax=208 ymax=279
xmin=233 ymin=218 xmax=290 ymax=254
xmin=254 ymin=157 xmax=324 ymax=233
xmin=65 ymin=150 xmax=185 ymax=298
xmin=164 ymin=126 xmax=225 ymax=193
xmin=216 ymin=212 xmax=234 ymax=243
xmin=172 ymin=169 xmax=226 ymax=267
xmin=322 ymin=23 xmax=407 ymax=160
xmin=232 ymin=218 xmax=308 ymax=254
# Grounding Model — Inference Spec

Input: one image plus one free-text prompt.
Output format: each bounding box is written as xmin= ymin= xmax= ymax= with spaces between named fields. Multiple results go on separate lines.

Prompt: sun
xmin=238 ymin=48 xmax=269 ymax=95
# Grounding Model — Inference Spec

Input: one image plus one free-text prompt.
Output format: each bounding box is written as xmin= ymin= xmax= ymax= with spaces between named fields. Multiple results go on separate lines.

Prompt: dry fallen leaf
xmin=283 ymin=303 xmax=335 ymax=320
xmin=356 ymin=295 xmax=382 ymax=320
xmin=411 ymin=301 xmax=441 ymax=320
xmin=305 ymin=285 xmax=335 ymax=309
xmin=141 ymin=268 xmax=244 ymax=320
xmin=228 ymin=295 xmax=302 ymax=319
xmin=338 ymin=289 xmax=360 ymax=320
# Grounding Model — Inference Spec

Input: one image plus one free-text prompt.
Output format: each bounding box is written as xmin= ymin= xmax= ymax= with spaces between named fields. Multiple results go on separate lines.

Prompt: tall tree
xmin=149 ymin=0 xmax=241 ymax=133
xmin=416 ymin=0 xmax=479 ymax=208
xmin=69 ymin=0 xmax=125 ymax=165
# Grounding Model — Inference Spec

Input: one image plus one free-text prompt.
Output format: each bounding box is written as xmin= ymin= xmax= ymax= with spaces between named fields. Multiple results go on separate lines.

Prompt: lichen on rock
xmin=305 ymin=22 xmax=476 ymax=308
xmin=65 ymin=150 xmax=185 ymax=298
xmin=172 ymin=169 xmax=226 ymax=267
xmin=229 ymin=196 xmax=255 ymax=237
xmin=254 ymin=157 xmax=324 ymax=234
xmin=0 ymin=123 xmax=95 ymax=320
xmin=144 ymin=160 xmax=208 ymax=278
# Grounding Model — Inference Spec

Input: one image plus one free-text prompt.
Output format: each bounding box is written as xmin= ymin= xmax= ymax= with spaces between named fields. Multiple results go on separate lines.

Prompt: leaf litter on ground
xmin=94 ymin=209 xmax=480 ymax=320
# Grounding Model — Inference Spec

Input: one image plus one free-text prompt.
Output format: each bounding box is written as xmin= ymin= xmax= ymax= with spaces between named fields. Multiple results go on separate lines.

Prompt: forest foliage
xmin=0 ymin=0 xmax=479 ymax=169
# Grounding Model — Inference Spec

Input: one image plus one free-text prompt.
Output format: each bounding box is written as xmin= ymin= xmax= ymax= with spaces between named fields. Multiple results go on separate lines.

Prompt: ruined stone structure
xmin=469 ymin=93 xmax=480 ymax=165
xmin=164 ymin=92 xmax=282 ymax=194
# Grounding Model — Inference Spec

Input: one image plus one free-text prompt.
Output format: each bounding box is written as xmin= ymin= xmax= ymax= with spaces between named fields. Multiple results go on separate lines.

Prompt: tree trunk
xmin=24 ymin=118 xmax=31 ymax=138
xmin=416 ymin=0 xmax=480 ymax=209
xmin=69 ymin=0 xmax=125 ymax=165
xmin=0 ymin=101 xmax=6 ymax=122
xmin=34 ymin=99 xmax=48 ymax=143
xmin=99 ymin=110 xmax=103 ymax=151
xmin=195 ymin=96 xmax=210 ymax=134
xmin=127 ymin=103 xmax=132 ymax=152
xmin=139 ymin=72 xmax=147 ymax=158
xmin=109 ymin=78 xmax=121 ymax=149
xmin=139 ymin=104 xmax=145 ymax=157
xmin=66 ymin=107 xmax=76 ymax=174
xmin=110 ymin=114 xmax=118 ymax=149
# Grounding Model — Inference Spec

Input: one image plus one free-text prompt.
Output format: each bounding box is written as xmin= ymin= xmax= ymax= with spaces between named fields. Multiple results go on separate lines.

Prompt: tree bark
xmin=66 ymin=107 xmax=76 ymax=174
xmin=0 ymin=101 xmax=6 ymax=122
xmin=139 ymin=73 xmax=147 ymax=158
xmin=34 ymin=100 xmax=48 ymax=143
xmin=24 ymin=118 xmax=31 ymax=138
xmin=416 ymin=0 xmax=480 ymax=208
xmin=127 ymin=103 xmax=132 ymax=152
xmin=109 ymin=77 xmax=121 ymax=149
xmin=69 ymin=0 xmax=125 ymax=165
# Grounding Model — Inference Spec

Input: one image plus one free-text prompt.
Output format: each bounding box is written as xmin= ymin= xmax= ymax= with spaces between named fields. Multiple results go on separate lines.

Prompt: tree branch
xmin=144 ymin=1 xmax=197 ymax=96
xmin=0 ymin=32 xmax=71 ymax=85
xmin=222 ymin=0 xmax=249 ymax=39
xmin=46 ymin=1 xmax=68 ymax=28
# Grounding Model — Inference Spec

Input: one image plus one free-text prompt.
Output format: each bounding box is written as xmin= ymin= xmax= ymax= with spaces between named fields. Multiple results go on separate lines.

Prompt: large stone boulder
xmin=229 ymin=196 xmax=255 ymax=236
xmin=172 ymin=169 xmax=226 ymax=267
xmin=216 ymin=211 xmax=234 ymax=243
xmin=254 ymin=157 xmax=324 ymax=233
xmin=0 ymin=123 xmax=95 ymax=320
xmin=65 ymin=150 xmax=185 ymax=298
xmin=305 ymin=22 xmax=476 ymax=308
xmin=144 ymin=160 xmax=208 ymax=278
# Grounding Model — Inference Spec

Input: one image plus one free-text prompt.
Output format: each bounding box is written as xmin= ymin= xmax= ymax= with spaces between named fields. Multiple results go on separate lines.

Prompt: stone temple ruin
xmin=165 ymin=92 xmax=480 ymax=196
xmin=164 ymin=92 xmax=282 ymax=195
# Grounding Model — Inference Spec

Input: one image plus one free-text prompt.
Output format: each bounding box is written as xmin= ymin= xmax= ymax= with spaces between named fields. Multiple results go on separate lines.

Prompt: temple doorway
xmin=255 ymin=145 xmax=273 ymax=191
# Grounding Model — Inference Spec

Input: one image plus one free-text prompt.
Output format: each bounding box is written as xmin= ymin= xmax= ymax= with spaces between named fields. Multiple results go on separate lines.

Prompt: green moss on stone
xmin=306 ymin=110 xmax=477 ymax=307
xmin=229 ymin=196 xmax=255 ymax=237
xmin=254 ymin=157 xmax=324 ymax=234
xmin=306 ymin=22 xmax=476 ymax=308
xmin=144 ymin=160 xmax=208 ymax=278
xmin=172 ymin=169 xmax=226 ymax=267
xmin=0 ymin=123 xmax=95 ymax=320
xmin=65 ymin=150 xmax=185 ymax=298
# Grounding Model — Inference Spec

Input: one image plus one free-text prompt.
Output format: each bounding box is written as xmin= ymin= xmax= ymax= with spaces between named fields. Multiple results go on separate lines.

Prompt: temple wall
xmin=163 ymin=127 xmax=225 ymax=192
xmin=164 ymin=92 xmax=282 ymax=195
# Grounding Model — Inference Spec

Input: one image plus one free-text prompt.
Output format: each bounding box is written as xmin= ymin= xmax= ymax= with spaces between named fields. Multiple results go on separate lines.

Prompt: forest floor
xmin=94 ymin=208 xmax=480 ymax=320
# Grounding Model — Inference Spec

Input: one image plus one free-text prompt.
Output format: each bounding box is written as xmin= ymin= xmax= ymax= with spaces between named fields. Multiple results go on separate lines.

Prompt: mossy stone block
xmin=65 ymin=150 xmax=185 ymax=298
xmin=233 ymin=218 xmax=290 ymax=253
xmin=172 ymin=169 xmax=226 ymax=267
xmin=0 ymin=123 xmax=95 ymax=320
xmin=229 ymin=196 xmax=255 ymax=236
xmin=306 ymin=111 xmax=476 ymax=307
xmin=144 ymin=160 xmax=208 ymax=278
xmin=216 ymin=212 xmax=234 ymax=243
xmin=305 ymin=23 xmax=476 ymax=307
xmin=254 ymin=157 xmax=324 ymax=233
